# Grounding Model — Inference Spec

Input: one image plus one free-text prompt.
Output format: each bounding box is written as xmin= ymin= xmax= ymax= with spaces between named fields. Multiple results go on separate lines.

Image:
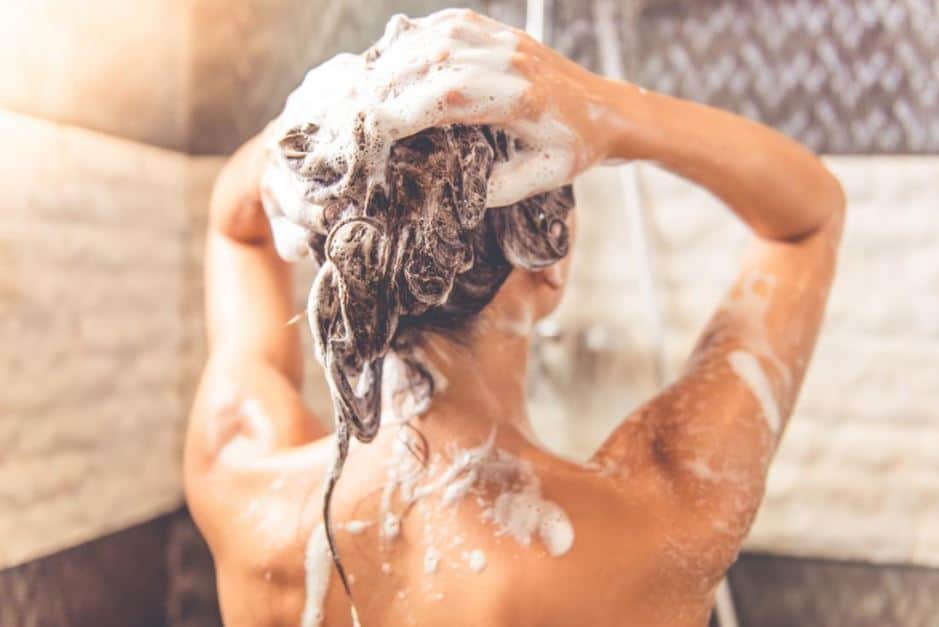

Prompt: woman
xmin=186 ymin=10 xmax=845 ymax=627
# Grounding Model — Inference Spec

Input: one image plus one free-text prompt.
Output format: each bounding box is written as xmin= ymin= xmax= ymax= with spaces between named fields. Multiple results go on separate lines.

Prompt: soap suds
xmin=467 ymin=549 xmax=487 ymax=572
xmin=381 ymin=512 xmax=401 ymax=541
xmin=378 ymin=425 xmax=575 ymax=558
xmin=728 ymin=350 xmax=781 ymax=435
xmin=301 ymin=524 xmax=332 ymax=627
xmin=721 ymin=273 xmax=792 ymax=434
xmin=537 ymin=501 xmax=575 ymax=557
xmin=681 ymin=457 xmax=751 ymax=492
xmin=492 ymin=491 xmax=541 ymax=546
xmin=423 ymin=546 xmax=441 ymax=574
xmin=344 ymin=520 xmax=373 ymax=535
xmin=441 ymin=468 xmax=479 ymax=506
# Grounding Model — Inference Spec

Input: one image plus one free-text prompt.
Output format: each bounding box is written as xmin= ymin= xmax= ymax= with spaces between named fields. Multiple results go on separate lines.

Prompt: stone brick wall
xmin=0 ymin=110 xmax=225 ymax=568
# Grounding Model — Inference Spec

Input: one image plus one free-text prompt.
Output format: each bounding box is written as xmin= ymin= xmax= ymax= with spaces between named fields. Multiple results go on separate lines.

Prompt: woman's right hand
xmin=273 ymin=9 xmax=631 ymax=209
xmin=364 ymin=9 xmax=630 ymax=206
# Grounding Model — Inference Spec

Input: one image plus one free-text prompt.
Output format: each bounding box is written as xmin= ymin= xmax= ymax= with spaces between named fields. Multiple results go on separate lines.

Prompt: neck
xmin=413 ymin=302 xmax=535 ymax=439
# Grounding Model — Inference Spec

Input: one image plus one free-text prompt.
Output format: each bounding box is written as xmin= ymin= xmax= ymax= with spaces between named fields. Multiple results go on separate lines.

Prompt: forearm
xmin=598 ymin=79 xmax=845 ymax=240
xmin=205 ymin=134 xmax=304 ymax=387
xmin=205 ymin=231 xmax=303 ymax=385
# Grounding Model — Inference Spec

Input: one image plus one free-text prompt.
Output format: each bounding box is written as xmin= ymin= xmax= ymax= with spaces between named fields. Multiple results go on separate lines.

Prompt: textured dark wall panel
xmin=0 ymin=510 xmax=220 ymax=627
xmin=633 ymin=0 xmax=939 ymax=153
xmin=729 ymin=553 xmax=939 ymax=627
xmin=165 ymin=511 xmax=222 ymax=627
xmin=0 ymin=519 xmax=169 ymax=627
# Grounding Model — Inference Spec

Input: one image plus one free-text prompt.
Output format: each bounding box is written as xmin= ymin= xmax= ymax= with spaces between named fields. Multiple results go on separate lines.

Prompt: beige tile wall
xmin=0 ymin=110 xmax=224 ymax=568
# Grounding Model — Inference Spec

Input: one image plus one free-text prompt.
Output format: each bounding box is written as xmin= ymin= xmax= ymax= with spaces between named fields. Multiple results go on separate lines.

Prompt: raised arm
xmin=185 ymin=137 xmax=326 ymax=522
xmin=592 ymin=85 xmax=845 ymax=542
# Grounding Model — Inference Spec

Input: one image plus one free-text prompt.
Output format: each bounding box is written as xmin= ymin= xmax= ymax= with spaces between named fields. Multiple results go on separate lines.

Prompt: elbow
xmin=208 ymin=136 xmax=274 ymax=245
xmin=209 ymin=174 xmax=272 ymax=245
xmin=817 ymin=161 xmax=847 ymax=251
xmin=784 ymin=159 xmax=846 ymax=244
xmin=821 ymin=159 xmax=847 ymax=222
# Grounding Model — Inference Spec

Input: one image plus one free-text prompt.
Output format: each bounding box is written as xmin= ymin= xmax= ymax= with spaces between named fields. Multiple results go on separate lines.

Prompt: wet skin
xmin=185 ymin=10 xmax=845 ymax=627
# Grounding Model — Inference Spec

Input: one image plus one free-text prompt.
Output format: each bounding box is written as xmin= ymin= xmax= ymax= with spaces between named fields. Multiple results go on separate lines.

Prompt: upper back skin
xmin=205 ymin=419 xmax=728 ymax=627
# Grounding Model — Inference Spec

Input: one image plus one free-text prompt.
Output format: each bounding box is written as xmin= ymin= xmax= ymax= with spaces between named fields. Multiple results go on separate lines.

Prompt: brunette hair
xmin=274 ymin=120 xmax=574 ymax=598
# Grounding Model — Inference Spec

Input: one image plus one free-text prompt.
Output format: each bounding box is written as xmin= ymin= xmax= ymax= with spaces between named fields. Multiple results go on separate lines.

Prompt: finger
xmin=486 ymin=146 xmax=574 ymax=208
xmin=376 ymin=71 xmax=531 ymax=141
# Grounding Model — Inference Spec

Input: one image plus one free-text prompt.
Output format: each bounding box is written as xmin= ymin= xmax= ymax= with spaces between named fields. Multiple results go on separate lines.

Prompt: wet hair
xmin=276 ymin=121 xmax=574 ymax=599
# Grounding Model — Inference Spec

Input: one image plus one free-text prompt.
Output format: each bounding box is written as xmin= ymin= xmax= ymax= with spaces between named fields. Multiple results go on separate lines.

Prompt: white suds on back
xmin=537 ymin=501 xmax=575 ymax=557
xmin=381 ymin=512 xmax=401 ymax=541
xmin=423 ymin=546 xmax=441 ymax=574
xmin=344 ymin=520 xmax=373 ymax=535
xmin=728 ymin=350 xmax=781 ymax=435
xmin=441 ymin=469 xmax=479 ymax=506
xmin=467 ymin=549 xmax=487 ymax=572
xmin=491 ymin=485 xmax=574 ymax=556
xmin=377 ymin=425 xmax=575 ymax=559
xmin=301 ymin=524 xmax=332 ymax=627
xmin=493 ymin=491 xmax=541 ymax=546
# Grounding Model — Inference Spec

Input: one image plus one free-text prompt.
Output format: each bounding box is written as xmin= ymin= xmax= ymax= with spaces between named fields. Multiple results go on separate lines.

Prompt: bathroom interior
xmin=1 ymin=0 xmax=937 ymax=625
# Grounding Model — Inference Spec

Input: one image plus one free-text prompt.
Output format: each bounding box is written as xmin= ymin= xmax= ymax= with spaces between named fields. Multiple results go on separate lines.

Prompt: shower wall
xmin=1 ymin=1 xmax=937 ymax=626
